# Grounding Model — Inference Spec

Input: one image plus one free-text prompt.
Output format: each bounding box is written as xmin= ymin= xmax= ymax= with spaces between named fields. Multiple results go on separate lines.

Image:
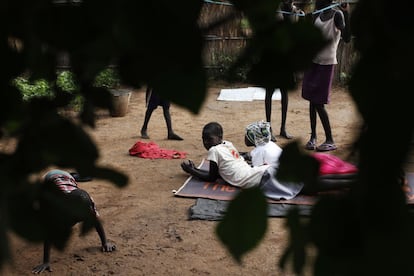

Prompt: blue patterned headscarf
xmin=245 ymin=121 xmax=271 ymax=146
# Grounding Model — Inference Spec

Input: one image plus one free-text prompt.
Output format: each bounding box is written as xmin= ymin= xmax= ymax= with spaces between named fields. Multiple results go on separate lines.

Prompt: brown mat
xmin=174 ymin=159 xmax=349 ymax=205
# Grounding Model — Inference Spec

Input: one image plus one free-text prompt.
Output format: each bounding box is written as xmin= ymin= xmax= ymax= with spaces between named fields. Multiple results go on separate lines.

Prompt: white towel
xmin=217 ymin=87 xmax=281 ymax=101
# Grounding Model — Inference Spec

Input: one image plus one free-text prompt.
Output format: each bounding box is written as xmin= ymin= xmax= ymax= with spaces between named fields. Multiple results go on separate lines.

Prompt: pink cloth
xmin=312 ymin=153 xmax=358 ymax=175
xmin=129 ymin=141 xmax=187 ymax=159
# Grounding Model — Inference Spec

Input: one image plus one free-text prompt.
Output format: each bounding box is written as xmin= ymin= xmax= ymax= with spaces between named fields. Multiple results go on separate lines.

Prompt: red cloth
xmin=129 ymin=141 xmax=187 ymax=159
xmin=312 ymin=153 xmax=358 ymax=175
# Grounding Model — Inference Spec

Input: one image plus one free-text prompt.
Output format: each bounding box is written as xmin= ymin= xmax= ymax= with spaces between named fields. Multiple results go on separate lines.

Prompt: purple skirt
xmin=301 ymin=63 xmax=334 ymax=104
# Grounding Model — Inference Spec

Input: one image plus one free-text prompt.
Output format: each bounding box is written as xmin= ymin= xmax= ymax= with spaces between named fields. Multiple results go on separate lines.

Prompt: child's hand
xmin=339 ymin=2 xmax=349 ymax=11
xmin=181 ymin=160 xmax=195 ymax=174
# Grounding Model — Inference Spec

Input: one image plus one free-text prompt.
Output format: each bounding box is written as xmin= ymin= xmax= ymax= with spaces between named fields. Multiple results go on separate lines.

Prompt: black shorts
xmin=146 ymin=88 xmax=170 ymax=109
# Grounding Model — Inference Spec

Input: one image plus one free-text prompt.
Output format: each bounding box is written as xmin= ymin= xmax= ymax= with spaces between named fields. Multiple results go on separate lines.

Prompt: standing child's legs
xmin=305 ymin=102 xmax=318 ymax=150
xmin=310 ymin=103 xmax=318 ymax=140
xmin=141 ymin=87 xmax=155 ymax=139
xmin=305 ymin=102 xmax=336 ymax=151
xmin=315 ymin=104 xmax=333 ymax=143
xmin=315 ymin=103 xmax=336 ymax=151
xmin=141 ymin=106 xmax=155 ymax=139
xmin=265 ymin=87 xmax=292 ymax=141
xmin=279 ymin=88 xmax=292 ymax=139
xmin=162 ymin=105 xmax=183 ymax=140
xmin=265 ymin=88 xmax=276 ymax=142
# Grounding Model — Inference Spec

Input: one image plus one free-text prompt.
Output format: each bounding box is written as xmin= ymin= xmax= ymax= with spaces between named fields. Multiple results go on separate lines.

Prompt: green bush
xmin=13 ymin=68 xmax=119 ymax=111
xmin=56 ymin=70 xmax=78 ymax=93
xmin=93 ymin=68 xmax=120 ymax=89
xmin=14 ymin=67 xmax=120 ymax=101
xmin=13 ymin=77 xmax=54 ymax=101
xmin=55 ymin=70 xmax=83 ymax=111
xmin=13 ymin=71 xmax=84 ymax=111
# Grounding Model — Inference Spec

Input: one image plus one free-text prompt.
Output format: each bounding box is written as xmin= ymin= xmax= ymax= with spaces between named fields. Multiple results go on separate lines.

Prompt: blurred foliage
xmin=216 ymin=187 xmax=268 ymax=263
xmin=14 ymin=67 xmax=122 ymax=114
xmin=92 ymin=67 xmax=120 ymax=89
xmin=13 ymin=70 xmax=82 ymax=109
xmin=0 ymin=0 xmax=413 ymax=274
xmin=13 ymin=77 xmax=54 ymax=101
xmin=56 ymin=70 xmax=78 ymax=93
xmin=207 ymin=53 xmax=249 ymax=82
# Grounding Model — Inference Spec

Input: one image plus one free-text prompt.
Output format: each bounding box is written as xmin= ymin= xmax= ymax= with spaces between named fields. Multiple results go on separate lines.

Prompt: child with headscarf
xmin=244 ymin=121 xmax=283 ymax=167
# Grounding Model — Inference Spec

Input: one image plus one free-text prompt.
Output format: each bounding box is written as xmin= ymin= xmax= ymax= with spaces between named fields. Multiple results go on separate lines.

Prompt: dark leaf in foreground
xmin=216 ymin=187 xmax=267 ymax=263
xmin=93 ymin=166 xmax=129 ymax=188
xmin=276 ymin=141 xmax=319 ymax=185
xmin=278 ymin=208 xmax=307 ymax=274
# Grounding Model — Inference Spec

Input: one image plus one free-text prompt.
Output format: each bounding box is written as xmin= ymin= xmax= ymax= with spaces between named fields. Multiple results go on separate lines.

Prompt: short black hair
xmin=202 ymin=122 xmax=223 ymax=139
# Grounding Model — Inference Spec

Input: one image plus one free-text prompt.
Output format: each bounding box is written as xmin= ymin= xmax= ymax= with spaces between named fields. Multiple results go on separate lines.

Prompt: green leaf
xmin=216 ymin=187 xmax=268 ymax=263
xmin=152 ymin=68 xmax=207 ymax=114
xmin=7 ymin=182 xmax=45 ymax=243
xmin=14 ymin=112 xmax=99 ymax=174
xmin=278 ymin=208 xmax=308 ymax=274
xmin=276 ymin=141 xmax=319 ymax=185
xmin=93 ymin=166 xmax=129 ymax=188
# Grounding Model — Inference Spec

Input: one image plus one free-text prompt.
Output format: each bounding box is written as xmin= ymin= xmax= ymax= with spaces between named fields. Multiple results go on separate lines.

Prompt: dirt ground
xmin=3 ymin=81 xmax=362 ymax=275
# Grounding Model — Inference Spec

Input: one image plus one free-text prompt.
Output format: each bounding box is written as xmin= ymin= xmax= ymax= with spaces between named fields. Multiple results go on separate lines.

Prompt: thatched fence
xmin=199 ymin=0 xmax=357 ymax=85
xmin=198 ymin=1 xmax=246 ymax=75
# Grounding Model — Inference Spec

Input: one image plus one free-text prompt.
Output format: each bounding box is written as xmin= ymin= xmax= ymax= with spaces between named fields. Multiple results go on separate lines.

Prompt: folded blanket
xmin=129 ymin=141 xmax=187 ymax=159
xmin=312 ymin=153 xmax=358 ymax=175
xmin=189 ymin=198 xmax=313 ymax=220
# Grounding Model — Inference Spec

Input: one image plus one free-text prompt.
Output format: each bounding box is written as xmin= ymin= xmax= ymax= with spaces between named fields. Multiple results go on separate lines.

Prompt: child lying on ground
xmin=181 ymin=121 xmax=355 ymax=200
xmin=181 ymin=122 xmax=304 ymax=200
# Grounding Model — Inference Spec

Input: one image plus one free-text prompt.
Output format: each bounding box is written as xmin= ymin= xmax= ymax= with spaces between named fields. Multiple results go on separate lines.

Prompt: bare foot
xmin=280 ymin=130 xmax=293 ymax=139
xmin=269 ymin=127 xmax=276 ymax=142
xmin=168 ymin=133 xmax=183 ymax=140
xmin=141 ymin=130 xmax=150 ymax=139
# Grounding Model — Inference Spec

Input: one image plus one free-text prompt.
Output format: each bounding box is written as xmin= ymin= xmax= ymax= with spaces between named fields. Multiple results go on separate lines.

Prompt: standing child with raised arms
xmin=302 ymin=0 xmax=351 ymax=152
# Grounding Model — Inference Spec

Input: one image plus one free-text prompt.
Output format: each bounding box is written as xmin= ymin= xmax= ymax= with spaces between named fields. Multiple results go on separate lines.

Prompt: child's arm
xmin=32 ymin=241 xmax=52 ymax=274
xmin=181 ymin=160 xmax=219 ymax=182
xmin=95 ymin=219 xmax=116 ymax=252
xmin=336 ymin=4 xmax=351 ymax=43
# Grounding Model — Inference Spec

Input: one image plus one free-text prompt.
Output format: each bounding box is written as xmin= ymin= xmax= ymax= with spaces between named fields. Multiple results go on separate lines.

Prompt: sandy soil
xmin=3 ymin=81 xmax=361 ymax=275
